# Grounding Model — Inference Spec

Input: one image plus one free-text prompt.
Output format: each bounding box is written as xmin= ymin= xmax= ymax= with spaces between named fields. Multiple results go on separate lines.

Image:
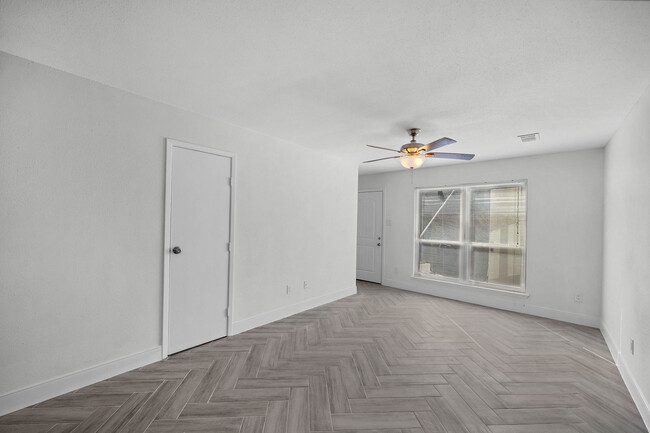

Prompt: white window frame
xmin=413 ymin=180 xmax=527 ymax=293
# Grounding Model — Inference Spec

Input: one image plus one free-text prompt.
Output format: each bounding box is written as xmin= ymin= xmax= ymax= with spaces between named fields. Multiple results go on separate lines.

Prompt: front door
xmin=356 ymin=191 xmax=383 ymax=283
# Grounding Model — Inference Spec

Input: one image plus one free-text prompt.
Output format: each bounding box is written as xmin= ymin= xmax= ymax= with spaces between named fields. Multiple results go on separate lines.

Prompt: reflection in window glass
xmin=419 ymin=189 xmax=461 ymax=241
xmin=470 ymin=246 xmax=522 ymax=287
xmin=419 ymin=243 xmax=460 ymax=279
xmin=470 ymin=186 xmax=525 ymax=247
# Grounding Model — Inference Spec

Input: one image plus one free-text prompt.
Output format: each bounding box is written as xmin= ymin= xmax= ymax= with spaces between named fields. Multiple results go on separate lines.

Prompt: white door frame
xmin=357 ymin=189 xmax=384 ymax=284
xmin=162 ymin=138 xmax=236 ymax=358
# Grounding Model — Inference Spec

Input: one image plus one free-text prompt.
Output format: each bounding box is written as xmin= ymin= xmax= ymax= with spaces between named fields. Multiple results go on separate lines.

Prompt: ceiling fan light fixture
xmin=400 ymin=154 xmax=425 ymax=169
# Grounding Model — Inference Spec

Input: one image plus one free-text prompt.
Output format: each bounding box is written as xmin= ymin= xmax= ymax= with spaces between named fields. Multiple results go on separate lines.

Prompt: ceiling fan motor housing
xmin=402 ymin=128 xmax=424 ymax=154
xmin=401 ymin=142 xmax=424 ymax=154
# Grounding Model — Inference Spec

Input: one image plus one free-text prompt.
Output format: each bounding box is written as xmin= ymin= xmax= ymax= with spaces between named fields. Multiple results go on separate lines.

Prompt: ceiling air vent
xmin=518 ymin=133 xmax=540 ymax=143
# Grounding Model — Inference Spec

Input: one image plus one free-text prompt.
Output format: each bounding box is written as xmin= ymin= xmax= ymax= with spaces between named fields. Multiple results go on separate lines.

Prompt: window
xmin=416 ymin=181 xmax=526 ymax=292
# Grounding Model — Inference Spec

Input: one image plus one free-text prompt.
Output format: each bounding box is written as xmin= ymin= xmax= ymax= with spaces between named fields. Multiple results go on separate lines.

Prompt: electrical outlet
xmin=303 ymin=281 xmax=308 ymax=290
xmin=631 ymin=338 xmax=635 ymax=355
xmin=286 ymin=285 xmax=290 ymax=295
xmin=574 ymin=294 xmax=583 ymax=303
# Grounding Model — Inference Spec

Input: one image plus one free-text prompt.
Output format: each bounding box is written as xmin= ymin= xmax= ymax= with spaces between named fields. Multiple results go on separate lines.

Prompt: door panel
xmin=356 ymin=245 xmax=376 ymax=273
xmin=357 ymin=191 xmax=382 ymax=283
xmin=168 ymin=145 xmax=231 ymax=354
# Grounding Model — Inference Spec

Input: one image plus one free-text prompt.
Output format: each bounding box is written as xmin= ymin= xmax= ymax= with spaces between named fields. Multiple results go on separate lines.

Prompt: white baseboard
xmin=514 ymin=303 xmax=600 ymax=328
xmin=382 ymin=278 xmax=600 ymax=328
xmin=231 ymin=286 xmax=357 ymax=335
xmin=601 ymin=322 xmax=650 ymax=431
xmin=0 ymin=346 xmax=162 ymax=416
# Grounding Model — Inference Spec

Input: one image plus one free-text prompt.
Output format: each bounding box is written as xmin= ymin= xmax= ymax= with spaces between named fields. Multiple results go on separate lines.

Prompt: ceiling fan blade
xmin=362 ymin=155 xmax=403 ymax=163
xmin=366 ymin=144 xmax=402 ymax=153
xmin=421 ymin=137 xmax=456 ymax=152
xmin=425 ymin=152 xmax=475 ymax=160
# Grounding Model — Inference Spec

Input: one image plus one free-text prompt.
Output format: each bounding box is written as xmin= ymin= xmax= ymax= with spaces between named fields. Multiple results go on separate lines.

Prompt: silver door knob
xmin=172 ymin=246 xmax=182 ymax=254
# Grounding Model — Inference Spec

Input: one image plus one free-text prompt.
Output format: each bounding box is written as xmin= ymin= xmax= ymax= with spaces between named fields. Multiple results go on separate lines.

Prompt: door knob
xmin=377 ymin=243 xmax=381 ymax=246
xmin=172 ymin=246 xmax=182 ymax=254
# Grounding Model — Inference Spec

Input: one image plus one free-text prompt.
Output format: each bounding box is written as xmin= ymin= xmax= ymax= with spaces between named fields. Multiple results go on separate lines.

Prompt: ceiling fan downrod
xmin=408 ymin=128 xmax=420 ymax=143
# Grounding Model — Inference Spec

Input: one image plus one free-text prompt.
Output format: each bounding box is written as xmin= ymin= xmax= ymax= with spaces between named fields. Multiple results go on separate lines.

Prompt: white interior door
xmin=167 ymin=142 xmax=232 ymax=355
xmin=357 ymin=191 xmax=383 ymax=283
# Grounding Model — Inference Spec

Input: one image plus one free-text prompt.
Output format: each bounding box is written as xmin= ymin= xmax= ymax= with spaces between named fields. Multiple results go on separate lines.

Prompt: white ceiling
xmin=1 ymin=0 xmax=649 ymax=174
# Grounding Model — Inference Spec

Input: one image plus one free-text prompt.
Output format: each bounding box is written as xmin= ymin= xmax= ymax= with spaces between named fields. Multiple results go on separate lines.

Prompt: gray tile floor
xmin=1 ymin=281 xmax=647 ymax=432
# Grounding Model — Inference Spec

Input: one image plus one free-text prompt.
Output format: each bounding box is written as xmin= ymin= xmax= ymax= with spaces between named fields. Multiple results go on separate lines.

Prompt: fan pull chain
xmin=516 ymin=185 xmax=521 ymax=247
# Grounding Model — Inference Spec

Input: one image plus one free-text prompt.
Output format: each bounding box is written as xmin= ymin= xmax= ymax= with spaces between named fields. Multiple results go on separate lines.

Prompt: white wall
xmin=0 ymin=52 xmax=357 ymax=403
xmin=359 ymin=148 xmax=604 ymax=327
xmin=601 ymin=85 xmax=650 ymax=424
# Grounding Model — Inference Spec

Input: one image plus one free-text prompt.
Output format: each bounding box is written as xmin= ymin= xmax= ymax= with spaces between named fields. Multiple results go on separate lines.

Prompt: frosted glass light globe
xmin=400 ymin=154 xmax=425 ymax=169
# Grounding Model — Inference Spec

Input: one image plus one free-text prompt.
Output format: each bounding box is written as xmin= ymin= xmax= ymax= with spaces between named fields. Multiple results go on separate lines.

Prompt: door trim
xmin=357 ymin=189 xmax=384 ymax=284
xmin=162 ymin=138 xmax=236 ymax=358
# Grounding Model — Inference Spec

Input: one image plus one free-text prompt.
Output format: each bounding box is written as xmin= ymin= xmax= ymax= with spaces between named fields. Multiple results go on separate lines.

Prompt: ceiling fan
xmin=363 ymin=128 xmax=475 ymax=169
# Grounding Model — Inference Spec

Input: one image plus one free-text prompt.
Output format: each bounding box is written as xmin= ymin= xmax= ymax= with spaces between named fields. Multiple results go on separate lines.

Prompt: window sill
xmin=411 ymin=274 xmax=530 ymax=298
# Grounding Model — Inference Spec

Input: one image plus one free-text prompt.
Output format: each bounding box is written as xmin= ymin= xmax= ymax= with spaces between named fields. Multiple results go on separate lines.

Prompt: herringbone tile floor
xmin=1 ymin=281 xmax=647 ymax=432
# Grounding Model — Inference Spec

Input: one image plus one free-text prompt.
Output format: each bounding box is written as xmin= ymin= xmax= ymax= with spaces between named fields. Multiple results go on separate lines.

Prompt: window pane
xmin=470 ymin=246 xmax=522 ymax=288
xmin=418 ymin=243 xmax=460 ymax=278
xmin=470 ymin=186 xmax=525 ymax=246
xmin=419 ymin=188 xmax=462 ymax=241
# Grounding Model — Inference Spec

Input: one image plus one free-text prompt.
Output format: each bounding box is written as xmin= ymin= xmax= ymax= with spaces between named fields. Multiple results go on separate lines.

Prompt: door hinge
xmin=228 ymin=177 xmax=232 ymax=186
xmin=227 ymin=242 xmax=231 ymax=252
xmin=226 ymin=307 xmax=231 ymax=317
